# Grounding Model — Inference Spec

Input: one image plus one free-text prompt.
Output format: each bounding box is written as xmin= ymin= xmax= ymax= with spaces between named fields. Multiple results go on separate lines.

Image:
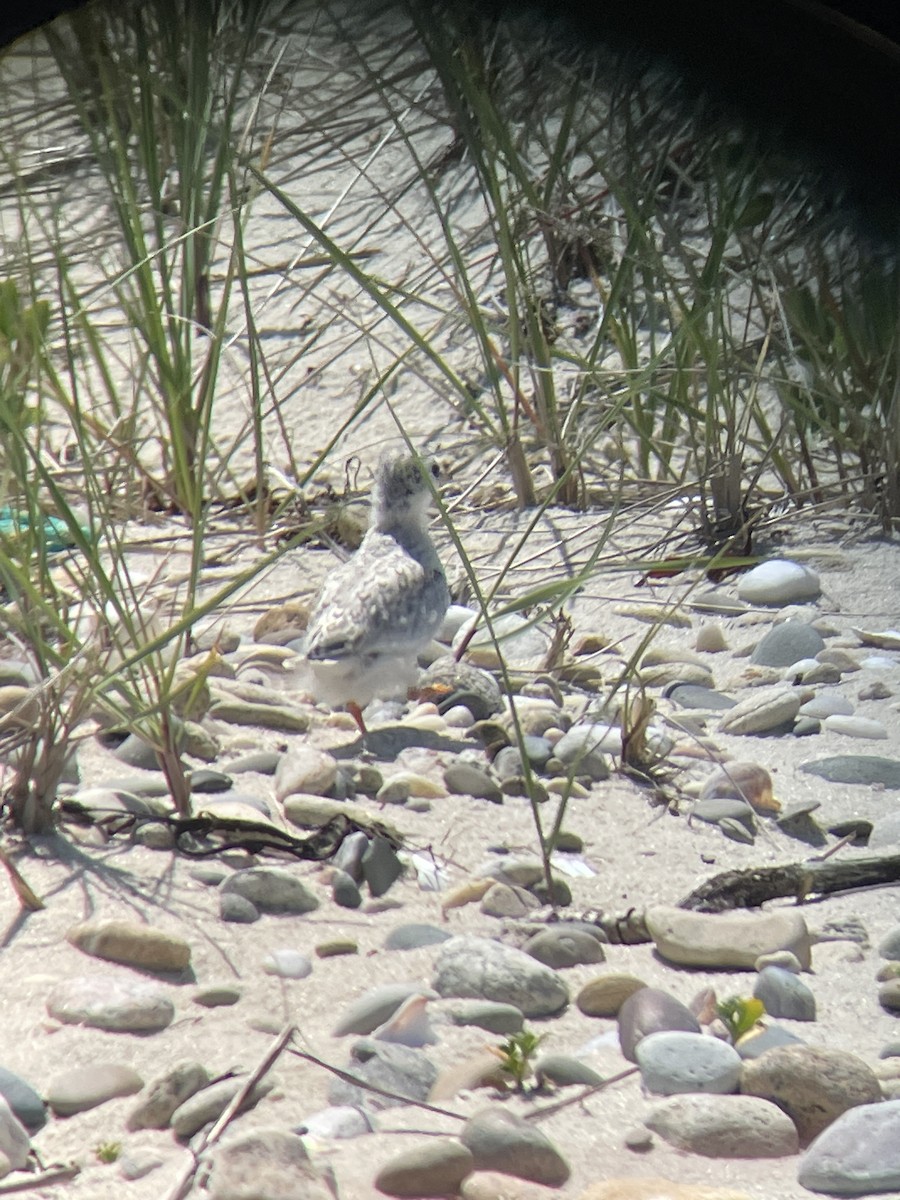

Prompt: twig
xmin=0 ymin=1164 xmax=80 ymax=1194
xmin=288 ymin=1046 xmax=464 ymax=1121
xmin=0 ymin=847 xmax=44 ymax=911
xmin=524 ymin=1066 xmax=639 ymax=1122
xmin=162 ymin=1023 xmax=296 ymax=1200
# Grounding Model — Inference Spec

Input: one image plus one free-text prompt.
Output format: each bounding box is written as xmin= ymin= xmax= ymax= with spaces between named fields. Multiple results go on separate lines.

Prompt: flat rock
xmin=645 ymin=1093 xmax=799 ymax=1157
xmin=523 ymin=927 xmax=606 ymax=969
xmin=448 ymin=1000 xmax=524 ymax=1035
xmin=801 ymin=755 xmax=900 ymax=788
xmin=738 ymin=560 xmax=821 ymax=606
xmin=636 ymin=1031 xmax=742 ymax=1095
xmin=740 ymin=1045 xmax=881 ymax=1145
xmin=127 ymin=1061 xmax=210 ymax=1130
xmin=374 ymin=1139 xmax=475 ymax=1197
xmin=798 ymin=1097 xmax=900 ymax=1195
xmin=66 ymin=919 xmax=190 ymax=972
xmin=717 ymin=684 xmax=803 ymax=734
xmin=822 ymin=714 xmax=889 ymax=739
xmin=618 ymin=988 xmax=700 ymax=1062
xmin=461 ymin=1107 xmax=570 ymax=1186
xmin=646 ymin=905 xmax=811 ymax=969
xmin=753 ymin=965 xmax=816 ymax=1020
xmin=219 ymin=866 xmax=319 ymax=914
xmin=433 ymin=936 xmax=569 ymax=1018
xmin=534 ymin=1055 xmax=604 ymax=1088
xmin=47 ymin=975 xmax=174 ymax=1033
xmin=384 ymin=923 xmax=452 ymax=951
xmin=46 ymin=1063 xmax=143 ymax=1116
xmin=171 ymin=1076 xmax=274 ymax=1138
xmin=750 ymin=620 xmax=826 ymax=666
xmin=333 ymin=983 xmax=431 ymax=1037
xmin=204 ymin=1127 xmax=333 ymax=1200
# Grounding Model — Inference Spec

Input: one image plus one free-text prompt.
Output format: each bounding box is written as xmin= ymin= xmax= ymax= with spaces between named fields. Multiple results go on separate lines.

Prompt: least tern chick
xmin=304 ymin=446 xmax=449 ymax=734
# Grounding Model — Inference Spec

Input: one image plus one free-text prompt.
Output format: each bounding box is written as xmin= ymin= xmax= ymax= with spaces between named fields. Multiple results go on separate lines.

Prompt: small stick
xmin=0 ymin=847 xmax=44 ymax=911
xmin=0 ymin=1164 xmax=80 ymax=1194
xmin=163 ymin=1023 xmax=296 ymax=1200
xmin=289 ymin=1046 xmax=463 ymax=1121
xmin=524 ymin=1066 xmax=639 ymax=1122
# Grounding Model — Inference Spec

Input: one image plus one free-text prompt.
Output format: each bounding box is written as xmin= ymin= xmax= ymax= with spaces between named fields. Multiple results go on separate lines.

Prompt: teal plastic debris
xmin=0 ymin=507 xmax=89 ymax=553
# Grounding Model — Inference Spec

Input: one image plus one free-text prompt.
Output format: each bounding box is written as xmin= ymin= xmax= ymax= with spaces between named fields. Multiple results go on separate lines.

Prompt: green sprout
xmin=94 ymin=1141 xmax=122 ymax=1164
xmin=492 ymin=1029 xmax=546 ymax=1092
xmin=716 ymin=995 xmax=766 ymax=1042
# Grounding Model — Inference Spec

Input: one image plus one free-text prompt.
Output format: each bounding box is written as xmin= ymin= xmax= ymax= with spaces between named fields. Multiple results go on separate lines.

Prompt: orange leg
xmin=347 ymin=700 xmax=368 ymax=737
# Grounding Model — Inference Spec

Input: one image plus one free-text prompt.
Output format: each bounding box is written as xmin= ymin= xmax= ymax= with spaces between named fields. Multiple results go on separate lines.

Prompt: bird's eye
xmin=430 ymin=461 xmax=441 ymax=480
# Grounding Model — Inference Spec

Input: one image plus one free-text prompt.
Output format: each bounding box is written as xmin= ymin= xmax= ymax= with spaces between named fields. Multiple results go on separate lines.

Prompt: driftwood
xmin=677 ymin=853 xmax=900 ymax=913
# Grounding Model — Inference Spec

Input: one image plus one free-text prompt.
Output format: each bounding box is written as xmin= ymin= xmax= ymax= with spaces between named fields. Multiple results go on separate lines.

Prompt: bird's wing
xmin=305 ymin=534 xmax=443 ymax=661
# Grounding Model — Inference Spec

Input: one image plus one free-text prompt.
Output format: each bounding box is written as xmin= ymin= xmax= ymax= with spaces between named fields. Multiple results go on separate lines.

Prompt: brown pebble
xmin=576 ymin=974 xmax=647 ymax=1017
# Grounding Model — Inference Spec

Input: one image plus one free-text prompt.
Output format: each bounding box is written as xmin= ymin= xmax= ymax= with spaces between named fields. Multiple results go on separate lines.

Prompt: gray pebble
xmin=753 ymin=965 xmax=816 ymax=1020
xmin=636 ymin=1030 xmax=742 ymax=1095
xmin=189 ymin=768 xmax=232 ymax=794
xmin=461 ymin=1106 xmax=570 ymax=1186
xmin=433 ymin=935 xmax=568 ymax=1018
xmin=750 ymin=621 xmax=826 ymax=667
xmin=799 ymin=1098 xmax=900 ymax=1194
xmin=0 ymin=1069 xmax=44 ymax=1133
xmin=534 ymin=1054 xmax=604 ymax=1088
xmin=735 ymin=1023 xmax=806 ymax=1059
xmin=801 ymin=755 xmax=900 ymax=788
xmin=127 ymin=1061 xmax=210 ymax=1131
xmin=220 ymin=867 xmax=319 ymax=914
xmin=374 ymin=1140 xmax=474 ymax=1197
xmin=332 ymin=830 xmax=369 ymax=881
xmin=383 ymin=923 xmax=452 ymax=951
xmin=333 ymin=983 xmax=431 ymax=1037
xmin=193 ymin=984 xmax=241 ymax=1008
xmin=226 ymin=750 xmax=282 ymax=775
xmin=205 ymin=1128 xmax=332 ymax=1200
xmin=362 ymin=836 xmax=404 ymax=897
xmin=219 ymin=893 xmax=260 ymax=923
xmin=114 ymin=732 xmax=163 ymax=770
xmin=798 ymin=693 xmax=855 ymax=718
xmin=448 ymin=1000 xmax=524 ymax=1035
xmin=523 ymin=927 xmax=606 ymax=969
xmin=328 ymin=1040 xmax=437 ymax=1111
xmin=618 ymin=987 xmax=700 ymax=1062
xmin=171 ymin=1077 xmax=273 ymax=1139
xmin=47 ymin=975 xmax=174 ymax=1033
xmin=46 ymin=1063 xmax=142 ymax=1117
xmin=331 ymin=870 xmax=362 ymax=909
xmin=552 ymin=724 xmax=617 ymax=779
xmin=645 ymin=1093 xmax=799 ymax=1156
xmin=880 ymin=926 xmax=900 ymax=960
xmin=823 ymin=714 xmax=889 ymax=740
xmin=443 ymin=761 xmax=502 ymax=803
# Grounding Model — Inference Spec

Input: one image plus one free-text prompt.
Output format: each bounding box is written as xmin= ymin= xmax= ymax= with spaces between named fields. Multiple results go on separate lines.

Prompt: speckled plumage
xmin=304 ymin=447 xmax=449 ymax=713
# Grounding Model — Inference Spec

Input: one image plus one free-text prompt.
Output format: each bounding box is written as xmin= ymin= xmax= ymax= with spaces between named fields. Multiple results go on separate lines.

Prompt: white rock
xmin=737 ymin=560 xmax=821 ymax=607
xmin=823 ymin=714 xmax=889 ymax=739
xmin=646 ymin=905 xmax=812 ymax=969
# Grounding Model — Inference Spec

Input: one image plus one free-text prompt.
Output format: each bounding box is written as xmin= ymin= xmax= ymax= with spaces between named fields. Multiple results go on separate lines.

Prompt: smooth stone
xmin=219 ymin=867 xmax=319 ymax=914
xmin=534 ymin=1054 xmax=604 ymax=1088
xmin=193 ymin=983 xmax=241 ymax=1008
xmin=719 ymin=817 xmax=755 ymax=844
xmin=692 ymin=797 xmax=756 ymax=830
xmin=636 ymin=1031 xmax=742 ymax=1095
xmin=328 ymin=1040 xmax=437 ymax=1111
xmin=227 ymin=750 xmax=282 ymax=775
xmin=383 ymin=924 xmax=451 ymax=952
xmin=68 ymin=784 xmax=171 ymax=815
xmin=444 ymin=762 xmax=502 ymax=803
xmin=0 ymin=1069 xmax=45 ymax=1133
xmin=362 ymin=836 xmax=404 ymax=897
xmin=878 ymin=979 xmax=900 ymax=1012
xmin=523 ymin=928 xmax=606 ymax=969
xmin=333 ymin=983 xmax=430 ymax=1037
xmin=646 ymin=905 xmax=811 ymax=969
xmin=262 ymin=949 xmax=313 ymax=979
xmin=283 ymin=794 xmax=371 ymax=828
xmin=753 ymin=965 xmax=817 ymax=1020
xmin=208 ymin=696 xmax=310 ymax=732
xmin=477 ymin=857 xmax=545 ymax=888
xmin=296 ymin=1105 xmax=375 ymax=1139
xmin=493 ymin=746 xmax=525 ymax=782
xmin=665 ymin=684 xmax=735 ymax=711
xmin=823 ymin=714 xmax=889 ymax=739
xmin=433 ymin=936 xmax=569 ymax=1018
xmin=798 ymin=1098 xmax=900 ymax=1195
xmin=750 ymin=621 xmax=827 ymax=667
xmin=315 ymin=940 xmax=358 ymax=958
xmin=119 ymin=1149 xmax=167 ymax=1181
xmin=114 ymin=732 xmax=162 ymax=769
xmin=799 ymin=693 xmax=855 ymax=718
xmin=188 ymin=768 xmax=232 ymax=794
xmin=333 ymin=830 xmax=369 ymax=881
xmin=461 ymin=1107 xmax=570 ymax=1186
xmin=801 ymin=755 xmax=900 ymax=788
xmin=219 ymin=893 xmax=260 ymax=923
xmin=374 ymin=1140 xmax=475 ymax=1198
xmin=738 ymin=560 xmax=821 ymax=606
xmin=46 ymin=1063 xmax=143 ymax=1116
xmin=858 ymin=680 xmax=893 ymax=700
xmin=205 ymin=1127 xmax=333 ymax=1200
xmin=618 ymin=988 xmax=700 ymax=1062
xmin=879 ymin=926 xmax=900 ymax=960
xmin=171 ymin=1077 xmax=274 ymax=1138
xmin=448 ymin=1000 xmax=524 ymax=1035
xmin=740 ymin=1045 xmax=881 ymax=1145
xmin=718 ymin=683 xmax=804 ymax=734
xmin=274 ymin=746 xmax=337 ymax=800
xmin=645 ymin=1093 xmax=799 ymax=1157
xmin=577 ymin=1180 xmax=751 ymax=1199
xmin=332 ymin=870 xmax=363 ymax=909
xmin=127 ymin=1061 xmax=210 ymax=1130
xmin=66 ymin=919 xmax=191 ymax=973
xmin=696 ymin=623 xmax=729 ymax=652
xmin=577 ymin=974 xmax=647 ymax=1017
xmin=0 ymin=1098 xmax=30 ymax=1171
xmin=47 ymin=976 xmax=174 ymax=1032
xmin=755 ymin=950 xmax=803 ymax=973
xmin=735 ymin=1023 xmax=806 ymax=1058
xmin=552 ymin=725 xmax=617 ymax=779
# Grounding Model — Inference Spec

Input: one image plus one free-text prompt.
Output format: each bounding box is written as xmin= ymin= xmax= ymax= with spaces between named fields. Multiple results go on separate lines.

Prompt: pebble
xmin=66 ymin=919 xmax=191 ymax=972
xmin=444 ymin=761 xmax=502 ymax=802
xmin=333 ymin=983 xmax=433 ymax=1037
xmin=219 ymin=866 xmax=320 ymax=914
xmin=46 ymin=1063 xmax=143 ymax=1116
xmin=0 ymin=1098 xmax=30 ymax=1172
xmin=262 ymin=949 xmax=313 ymax=979
xmin=448 ymin=1000 xmax=524 ymax=1035
xmin=204 ymin=1127 xmax=333 ymax=1200
xmin=737 ymin=559 xmax=821 ymax=606
xmin=717 ymin=683 xmax=804 ymax=734
xmin=879 ymin=926 xmax=900 ymax=960
xmin=209 ymin=696 xmax=310 ymax=732
xmin=296 ymin=1105 xmax=375 ymax=1140
xmin=362 ymin=836 xmax=405 ymax=897
xmin=618 ymin=988 xmax=701 ymax=1061
xmin=461 ymin=1107 xmax=570 ymax=1186
xmin=433 ymin=936 xmax=569 ymax=1018
xmin=552 ymin=724 xmax=618 ymax=778
xmin=644 ymin=1093 xmax=799 ymax=1157
xmin=801 ymin=755 xmax=900 ymax=787
xmin=753 ymin=965 xmax=817 ymax=1020
xmin=47 ymin=975 xmax=174 ymax=1032
xmin=429 ymin=1051 xmax=510 ymax=1102
xmin=646 ymin=905 xmax=811 ymax=968
xmin=748 ymin=620 xmax=826 ymax=667
xmin=734 ymin=1023 xmax=806 ymax=1058
xmin=0 ymin=1071 xmax=41 ymax=1137
xmin=328 ymin=1040 xmax=437 ymax=1111
xmin=799 ymin=693 xmax=855 ymax=718
xmin=798 ymin=1097 xmax=900 ymax=1195
xmin=274 ymin=745 xmax=338 ymax=800
xmin=534 ymin=1054 xmax=604 ymax=1088
xmin=740 ymin=1045 xmax=881 ymax=1144
xmin=696 ymin=623 xmax=729 ymax=652
xmin=577 ymin=974 xmax=647 ymax=1017
xmin=193 ymin=983 xmax=242 ymax=1007
xmin=822 ymin=714 xmax=889 ymax=739
xmin=665 ymin=683 xmax=735 ymax=710
xmin=755 ymin=950 xmax=803 ymax=973
xmin=171 ymin=1076 xmax=274 ymax=1138
xmin=374 ymin=1140 xmax=474 ymax=1197
xmin=219 ymin=893 xmax=260 ymax=923
xmin=384 ymin=923 xmax=452 ymax=951
xmin=523 ymin=927 xmax=606 ymax=969
xmin=692 ymin=797 xmax=756 ymax=830
xmin=636 ymin=1031 xmax=742 ymax=1095
xmin=114 ymin=732 xmax=162 ymax=769
xmin=878 ymin=980 xmax=900 ymax=1012
xmin=127 ymin=1061 xmax=210 ymax=1130
xmin=859 ymin=679 xmax=893 ymax=700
